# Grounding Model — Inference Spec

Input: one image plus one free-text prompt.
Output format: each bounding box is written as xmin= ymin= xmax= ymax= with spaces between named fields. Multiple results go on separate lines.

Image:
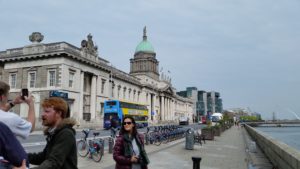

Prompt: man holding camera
xmin=0 ymin=80 xmax=35 ymax=168
xmin=0 ymin=80 xmax=35 ymax=139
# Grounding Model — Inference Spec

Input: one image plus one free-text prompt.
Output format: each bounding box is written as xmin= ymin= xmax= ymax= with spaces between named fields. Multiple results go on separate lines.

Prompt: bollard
xmin=101 ymin=139 xmax=105 ymax=155
xmin=192 ymin=157 xmax=202 ymax=169
xmin=108 ymin=137 xmax=114 ymax=154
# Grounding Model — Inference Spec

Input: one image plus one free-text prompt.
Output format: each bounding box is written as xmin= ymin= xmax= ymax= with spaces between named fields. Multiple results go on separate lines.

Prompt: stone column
xmin=79 ymin=71 xmax=84 ymax=120
xmin=170 ymin=98 xmax=174 ymax=121
xmin=165 ymin=97 xmax=168 ymax=121
xmin=169 ymin=98 xmax=171 ymax=120
xmin=172 ymin=100 xmax=174 ymax=120
xmin=148 ymin=94 xmax=151 ymax=121
xmin=161 ymin=96 xmax=165 ymax=121
xmin=163 ymin=97 xmax=166 ymax=121
xmin=168 ymin=98 xmax=171 ymax=120
xmin=152 ymin=94 xmax=156 ymax=122
xmin=90 ymin=75 xmax=97 ymax=120
xmin=167 ymin=98 xmax=170 ymax=120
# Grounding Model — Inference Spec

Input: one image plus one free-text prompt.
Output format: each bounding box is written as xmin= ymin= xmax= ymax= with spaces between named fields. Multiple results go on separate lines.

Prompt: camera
xmin=21 ymin=88 xmax=29 ymax=100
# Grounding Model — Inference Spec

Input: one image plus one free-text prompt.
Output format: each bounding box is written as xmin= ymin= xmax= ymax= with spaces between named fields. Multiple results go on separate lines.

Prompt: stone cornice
xmin=111 ymin=67 xmax=142 ymax=86
xmin=0 ymin=42 xmax=110 ymax=72
xmin=175 ymin=95 xmax=194 ymax=103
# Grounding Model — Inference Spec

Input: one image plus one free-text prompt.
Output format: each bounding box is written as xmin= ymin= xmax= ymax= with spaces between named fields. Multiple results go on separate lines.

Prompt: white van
xmin=179 ymin=116 xmax=189 ymax=125
xmin=211 ymin=113 xmax=223 ymax=122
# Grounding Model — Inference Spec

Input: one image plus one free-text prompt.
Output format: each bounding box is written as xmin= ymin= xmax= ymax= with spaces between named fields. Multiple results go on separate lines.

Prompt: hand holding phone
xmin=21 ymin=88 xmax=28 ymax=100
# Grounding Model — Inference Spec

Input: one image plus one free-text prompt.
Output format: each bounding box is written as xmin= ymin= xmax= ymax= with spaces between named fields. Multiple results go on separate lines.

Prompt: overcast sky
xmin=1 ymin=0 xmax=299 ymax=119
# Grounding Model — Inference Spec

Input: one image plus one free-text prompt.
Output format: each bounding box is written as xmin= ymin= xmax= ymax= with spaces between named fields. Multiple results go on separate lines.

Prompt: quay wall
xmin=245 ymin=125 xmax=300 ymax=169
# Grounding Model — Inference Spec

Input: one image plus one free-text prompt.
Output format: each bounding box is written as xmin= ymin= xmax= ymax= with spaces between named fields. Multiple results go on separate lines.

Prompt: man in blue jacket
xmin=0 ymin=121 xmax=28 ymax=168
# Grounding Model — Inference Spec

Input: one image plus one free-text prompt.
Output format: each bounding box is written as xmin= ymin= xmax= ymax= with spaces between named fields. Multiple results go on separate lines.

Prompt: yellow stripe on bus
xmin=122 ymin=108 xmax=148 ymax=116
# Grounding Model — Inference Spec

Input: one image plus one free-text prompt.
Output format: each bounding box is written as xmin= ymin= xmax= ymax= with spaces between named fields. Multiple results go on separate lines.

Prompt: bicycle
xmin=77 ymin=129 xmax=104 ymax=162
xmin=147 ymin=126 xmax=167 ymax=146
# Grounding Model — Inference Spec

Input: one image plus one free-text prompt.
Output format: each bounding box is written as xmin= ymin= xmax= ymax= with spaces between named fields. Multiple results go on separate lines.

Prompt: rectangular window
xmin=123 ymin=89 xmax=126 ymax=99
xmin=118 ymin=87 xmax=121 ymax=98
xmin=69 ymin=72 xmax=75 ymax=88
xmin=106 ymin=101 xmax=116 ymax=106
xmin=9 ymin=73 xmax=17 ymax=89
xmin=28 ymin=72 xmax=36 ymax=88
xmin=101 ymin=79 xmax=105 ymax=94
xmin=112 ymin=84 xmax=115 ymax=98
xmin=48 ymin=70 xmax=56 ymax=87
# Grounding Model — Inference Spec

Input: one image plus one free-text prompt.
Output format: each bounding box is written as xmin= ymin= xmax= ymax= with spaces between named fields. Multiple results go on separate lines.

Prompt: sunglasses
xmin=123 ymin=122 xmax=132 ymax=125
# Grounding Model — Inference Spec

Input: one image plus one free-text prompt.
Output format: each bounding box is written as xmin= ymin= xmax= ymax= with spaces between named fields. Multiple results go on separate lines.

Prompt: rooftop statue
xmin=29 ymin=32 xmax=44 ymax=43
xmin=81 ymin=33 xmax=98 ymax=56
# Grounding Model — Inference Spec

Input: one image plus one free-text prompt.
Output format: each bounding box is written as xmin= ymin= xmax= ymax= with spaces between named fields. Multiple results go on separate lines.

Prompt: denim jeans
xmin=0 ymin=162 xmax=12 ymax=169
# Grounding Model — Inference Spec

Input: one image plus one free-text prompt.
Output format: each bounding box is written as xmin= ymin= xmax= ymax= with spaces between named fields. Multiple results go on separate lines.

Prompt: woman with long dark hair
xmin=113 ymin=117 xmax=149 ymax=169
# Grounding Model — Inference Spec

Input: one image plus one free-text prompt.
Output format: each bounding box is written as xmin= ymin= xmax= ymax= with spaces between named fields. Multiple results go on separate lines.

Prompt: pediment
xmin=159 ymin=84 xmax=174 ymax=95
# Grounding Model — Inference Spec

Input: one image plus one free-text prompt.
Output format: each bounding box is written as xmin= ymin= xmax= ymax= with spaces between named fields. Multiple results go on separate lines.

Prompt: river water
xmin=256 ymin=127 xmax=300 ymax=151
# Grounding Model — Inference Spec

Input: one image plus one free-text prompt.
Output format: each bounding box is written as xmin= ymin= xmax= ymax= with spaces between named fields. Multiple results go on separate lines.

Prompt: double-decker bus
xmin=103 ymin=100 xmax=149 ymax=129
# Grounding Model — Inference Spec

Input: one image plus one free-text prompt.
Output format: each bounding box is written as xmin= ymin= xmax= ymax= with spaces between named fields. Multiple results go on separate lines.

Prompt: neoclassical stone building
xmin=0 ymin=28 xmax=193 ymax=128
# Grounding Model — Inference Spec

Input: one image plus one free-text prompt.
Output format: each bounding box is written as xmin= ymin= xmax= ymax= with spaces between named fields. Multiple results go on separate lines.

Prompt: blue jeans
xmin=0 ymin=162 xmax=12 ymax=169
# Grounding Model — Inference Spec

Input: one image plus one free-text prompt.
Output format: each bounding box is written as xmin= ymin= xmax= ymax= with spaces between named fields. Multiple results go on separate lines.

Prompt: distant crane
xmin=247 ymin=107 xmax=253 ymax=115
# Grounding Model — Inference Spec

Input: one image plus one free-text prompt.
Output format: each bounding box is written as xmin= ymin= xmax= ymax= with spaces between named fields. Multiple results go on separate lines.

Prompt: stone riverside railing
xmin=245 ymin=124 xmax=300 ymax=169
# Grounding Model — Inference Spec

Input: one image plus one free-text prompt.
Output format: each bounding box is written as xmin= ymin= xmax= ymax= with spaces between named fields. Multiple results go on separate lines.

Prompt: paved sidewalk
xmin=77 ymin=126 xmax=248 ymax=169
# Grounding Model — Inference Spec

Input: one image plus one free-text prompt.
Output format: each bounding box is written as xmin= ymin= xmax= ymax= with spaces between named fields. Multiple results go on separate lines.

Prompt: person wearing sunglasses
xmin=113 ymin=117 xmax=150 ymax=169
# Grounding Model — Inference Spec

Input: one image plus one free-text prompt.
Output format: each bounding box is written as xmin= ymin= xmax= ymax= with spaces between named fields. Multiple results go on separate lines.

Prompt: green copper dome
xmin=135 ymin=40 xmax=155 ymax=53
xmin=135 ymin=26 xmax=155 ymax=54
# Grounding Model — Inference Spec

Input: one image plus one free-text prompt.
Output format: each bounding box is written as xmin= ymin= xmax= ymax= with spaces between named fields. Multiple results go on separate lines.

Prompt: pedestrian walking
xmin=28 ymin=97 xmax=78 ymax=169
xmin=113 ymin=117 xmax=150 ymax=169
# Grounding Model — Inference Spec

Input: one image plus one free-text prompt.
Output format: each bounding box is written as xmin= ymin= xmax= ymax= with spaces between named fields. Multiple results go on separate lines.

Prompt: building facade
xmin=177 ymin=87 xmax=223 ymax=122
xmin=0 ymin=29 xmax=193 ymax=129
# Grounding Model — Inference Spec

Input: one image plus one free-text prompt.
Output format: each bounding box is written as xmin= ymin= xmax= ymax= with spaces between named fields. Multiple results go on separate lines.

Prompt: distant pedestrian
xmin=113 ymin=117 xmax=150 ymax=169
xmin=28 ymin=97 xmax=78 ymax=169
xmin=237 ymin=120 xmax=240 ymax=128
xmin=111 ymin=116 xmax=119 ymax=129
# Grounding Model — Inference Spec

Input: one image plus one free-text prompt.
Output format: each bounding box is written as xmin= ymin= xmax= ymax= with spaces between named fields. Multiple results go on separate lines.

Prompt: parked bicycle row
xmin=145 ymin=125 xmax=186 ymax=146
xmin=76 ymin=124 xmax=187 ymax=163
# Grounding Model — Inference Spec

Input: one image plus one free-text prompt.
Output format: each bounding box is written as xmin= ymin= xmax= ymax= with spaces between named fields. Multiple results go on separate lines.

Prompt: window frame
xmin=28 ymin=71 xmax=36 ymax=88
xmin=68 ymin=71 xmax=75 ymax=88
xmin=48 ymin=69 xmax=56 ymax=87
xmin=9 ymin=73 xmax=17 ymax=89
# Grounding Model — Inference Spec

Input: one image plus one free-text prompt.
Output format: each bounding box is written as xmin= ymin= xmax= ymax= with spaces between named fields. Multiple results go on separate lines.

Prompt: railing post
xmin=192 ymin=157 xmax=201 ymax=169
xmin=101 ymin=139 xmax=105 ymax=155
